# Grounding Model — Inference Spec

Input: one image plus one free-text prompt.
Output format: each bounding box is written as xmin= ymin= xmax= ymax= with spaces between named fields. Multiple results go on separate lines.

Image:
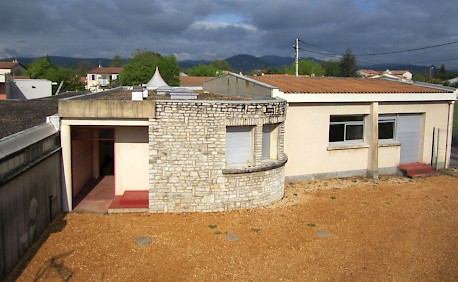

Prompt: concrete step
xmin=398 ymin=162 xmax=438 ymax=178
xmin=109 ymin=190 xmax=149 ymax=210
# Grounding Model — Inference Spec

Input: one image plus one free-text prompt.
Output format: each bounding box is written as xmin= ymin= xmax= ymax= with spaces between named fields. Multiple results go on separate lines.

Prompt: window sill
xmin=378 ymin=141 xmax=401 ymax=147
xmin=223 ymin=157 xmax=288 ymax=174
xmin=327 ymin=143 xmax=369 ymax=151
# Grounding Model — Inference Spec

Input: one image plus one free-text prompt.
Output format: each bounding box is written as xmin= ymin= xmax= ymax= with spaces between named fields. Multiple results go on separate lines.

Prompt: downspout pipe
xmin=445 ymin=100 xmax=455 ymax=168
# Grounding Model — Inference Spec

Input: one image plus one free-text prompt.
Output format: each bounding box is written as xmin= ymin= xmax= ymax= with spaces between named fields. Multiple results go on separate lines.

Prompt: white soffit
xmin=273 ymin=92 xmax=457 ymax=103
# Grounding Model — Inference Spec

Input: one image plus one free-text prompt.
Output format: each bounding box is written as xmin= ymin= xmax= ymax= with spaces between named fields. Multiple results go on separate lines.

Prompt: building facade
xmin=58 ymin=90 xmax=287 ymax=212
xmin=204 ymin=74 xmax=456 ymax=180
xmin=86 ymin=67 xmax=122 ymax=92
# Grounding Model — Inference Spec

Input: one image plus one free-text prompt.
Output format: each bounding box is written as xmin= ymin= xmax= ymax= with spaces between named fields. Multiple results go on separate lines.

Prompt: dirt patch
xmin=9 ymin=175 xmax=458 ymax=281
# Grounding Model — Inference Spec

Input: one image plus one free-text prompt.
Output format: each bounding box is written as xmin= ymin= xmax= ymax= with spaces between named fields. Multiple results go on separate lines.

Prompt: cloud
xmin=0 ymin=0 xmax=457 ymax=68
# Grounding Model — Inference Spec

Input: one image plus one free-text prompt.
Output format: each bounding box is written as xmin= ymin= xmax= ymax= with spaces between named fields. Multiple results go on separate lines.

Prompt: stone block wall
xmin=148 ymin=99 xmax=287 ymax=212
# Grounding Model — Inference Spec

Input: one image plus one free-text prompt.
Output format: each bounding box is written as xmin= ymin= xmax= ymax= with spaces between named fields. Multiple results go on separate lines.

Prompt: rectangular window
xmin=378 ymin=115 xmax=396 ymax=140
xmin=90 ymin=74 xmax=96 ymax=80
xmin=329 ymin=115 xmax=364 ymax=143
xmin=262 ymin=123 xmax=279 ymax=160
xmin=226 ymin=126 xmax=253 ymax=165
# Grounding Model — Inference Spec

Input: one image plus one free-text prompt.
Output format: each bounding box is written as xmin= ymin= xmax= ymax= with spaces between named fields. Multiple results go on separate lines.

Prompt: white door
xmin=397 ymin=115 xmax=422 ymax=164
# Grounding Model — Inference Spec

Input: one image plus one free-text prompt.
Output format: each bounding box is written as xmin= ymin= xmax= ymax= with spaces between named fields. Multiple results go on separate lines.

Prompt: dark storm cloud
xmin=0 ymin=0 xmax=457 ymax=67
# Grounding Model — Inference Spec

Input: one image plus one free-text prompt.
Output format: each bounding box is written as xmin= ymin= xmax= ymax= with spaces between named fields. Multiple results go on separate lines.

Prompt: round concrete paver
xmin=135 ymin=236 xmax=152 ymax=245
xmin=225 ymin=233 xmax=240 ymax=242
xmin=315 ymin=230 xmax=331 ymax=238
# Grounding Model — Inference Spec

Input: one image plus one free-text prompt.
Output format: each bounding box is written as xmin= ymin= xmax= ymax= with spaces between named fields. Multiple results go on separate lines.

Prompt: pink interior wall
xmin=71 ymin=140 xmax=93 ymax=196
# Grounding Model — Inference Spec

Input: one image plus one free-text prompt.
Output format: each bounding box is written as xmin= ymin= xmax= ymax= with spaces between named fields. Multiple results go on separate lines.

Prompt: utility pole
xmin=295 ymin=38 xmax=299 ymax=77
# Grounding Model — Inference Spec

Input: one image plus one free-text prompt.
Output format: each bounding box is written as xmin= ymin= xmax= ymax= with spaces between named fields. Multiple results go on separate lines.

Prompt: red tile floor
xmin=72 ymin=176 xmax=149 ymax=213
xmin=72 ymin=176 xmax=115 ymax=213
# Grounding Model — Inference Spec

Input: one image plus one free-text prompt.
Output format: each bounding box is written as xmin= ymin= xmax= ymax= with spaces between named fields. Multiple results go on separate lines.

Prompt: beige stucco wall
xmin=115 ymin=126 xmax=149 ymax=195
xmin=285 ymin=103 xmax=371 ymax=178
xmin=379 ymin=102 xmax=451 ymax=165
xmin=284 ymin=101 xmax=452 ymax=179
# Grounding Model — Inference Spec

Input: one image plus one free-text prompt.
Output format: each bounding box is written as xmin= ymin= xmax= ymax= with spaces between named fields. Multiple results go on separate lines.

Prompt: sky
xmin=1 ymin=0 xmax=457 ymax=68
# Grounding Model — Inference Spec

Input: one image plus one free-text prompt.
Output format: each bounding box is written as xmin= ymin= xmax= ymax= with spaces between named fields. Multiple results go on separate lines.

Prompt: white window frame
xmin=329 ymin=115 xmax=365 ymax=144
xmin=378 ymin=115 xmax=397 ymax=142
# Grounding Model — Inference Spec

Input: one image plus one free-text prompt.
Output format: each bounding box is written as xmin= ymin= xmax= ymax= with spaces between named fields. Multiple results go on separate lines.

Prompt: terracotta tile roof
xmin=179 ymin=76 xmax=213 ymax=87
xmin=88 ymin=67 xmax=123 ymax=74
xmin=248 ymin=76 xmax=447 ymax=94
xmin=0 ymin=61 xmax=19 ymax=69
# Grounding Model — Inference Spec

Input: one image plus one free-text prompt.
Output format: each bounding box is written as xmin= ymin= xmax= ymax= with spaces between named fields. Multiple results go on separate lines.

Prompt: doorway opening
xmin=71 ymin=127 xmax=115 ymax=212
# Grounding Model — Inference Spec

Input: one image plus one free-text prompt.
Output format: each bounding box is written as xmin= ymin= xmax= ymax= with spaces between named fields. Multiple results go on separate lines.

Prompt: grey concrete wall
xmin=59 ymin=100 xmax=155 ymax=119
xmin=149 ymin=100 xmax=287 ymax=212
xmin=203 ymin=74 xmax=274 ymax=100
xmin=0 ymin=132 xmax=62 ymax=279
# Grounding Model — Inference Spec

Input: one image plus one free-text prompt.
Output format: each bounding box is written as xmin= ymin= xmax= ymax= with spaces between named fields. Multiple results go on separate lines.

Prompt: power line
xmin=295 ymin=38 xmax=458 ymax=66
xmin=296 ymin=38 xmax=395 ymax=65
xmin=297 ymin=47 xmax=339 ymax=57
xmin=408 ymin=57 xmax=458 ymax=64
xmin=296 ymin=46 xmax=382 ymax=66
xmin=356 ymin=40 xmax=458 ymax=56
xmin=298 ymin=39 xmax=341 ymax=56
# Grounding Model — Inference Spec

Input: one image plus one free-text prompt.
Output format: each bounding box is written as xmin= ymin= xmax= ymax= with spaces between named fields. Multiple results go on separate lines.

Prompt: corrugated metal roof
xmin=249 ymin=75 xmax=448 ymax=94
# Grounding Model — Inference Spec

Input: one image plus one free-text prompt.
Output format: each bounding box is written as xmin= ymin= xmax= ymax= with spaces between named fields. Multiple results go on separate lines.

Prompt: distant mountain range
xmin=1 ymin=55 xmax=454 ymax=74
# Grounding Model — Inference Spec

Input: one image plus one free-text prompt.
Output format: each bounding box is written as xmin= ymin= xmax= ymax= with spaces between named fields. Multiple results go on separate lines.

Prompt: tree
xmin=322 ymin=61 xmax=341 ymax=77
xmin=26 ymin=56 xmax=53 ymax=79
xmin=339 ymin=49 xmax=358 ymax=77
xmin=296 ymin=60 xmax=325 ymax=76
xmin=437 ymin=64 xmax=447 ymax=79
xmin=210 ymin=59 xmax=231 ymax=71
xmin=188 ymin=64 xmax=218 ymax=76
xmin=281 ymin=60 xmax=324 ymax=76
xmin=110 ymin=55 xmax=123 ymax=67
xmin=26 ymin=56 xmax=84 ymax=93
xmin=120 ymin=50 xmax=180 ymax=86
xmin=187 ymin=59 xmax=232 ymax=76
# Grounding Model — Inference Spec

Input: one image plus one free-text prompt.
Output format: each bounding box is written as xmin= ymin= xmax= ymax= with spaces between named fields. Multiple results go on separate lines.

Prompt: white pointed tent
xmin=146 ymin=67 xmax=169 ymax=90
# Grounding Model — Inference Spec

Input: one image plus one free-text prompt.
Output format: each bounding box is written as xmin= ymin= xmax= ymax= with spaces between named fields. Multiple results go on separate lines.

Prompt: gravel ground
xmin=9 ymin=174 xmax=458 ymax=281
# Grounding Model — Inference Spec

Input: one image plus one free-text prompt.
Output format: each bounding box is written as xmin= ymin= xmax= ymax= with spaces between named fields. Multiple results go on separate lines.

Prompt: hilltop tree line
xmin=21 ymin=49 xmax=457 ymax=92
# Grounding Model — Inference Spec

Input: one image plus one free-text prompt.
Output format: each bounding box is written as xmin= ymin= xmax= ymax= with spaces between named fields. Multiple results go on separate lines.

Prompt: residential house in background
xmin=204 ymin=73 xmax=456 ymax=180
xmin=0 ymin=61 xmax=27 ymax=76
xmin=383 ymin=69 xmax=413 ymax=80
xmin=358 ymin=69 xmax=413 ymax=81
xmin=447 ymin=77 xmax=458 ymax=85
xmin=0 ymin=61 xmax=27 ymax=99
xmin=357 ymin=69 xmax=379 ymax=78
xmin=86 ymin=66 xmax=122 ymax=92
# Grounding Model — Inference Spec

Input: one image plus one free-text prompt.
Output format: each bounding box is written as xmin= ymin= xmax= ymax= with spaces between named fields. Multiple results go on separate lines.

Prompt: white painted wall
xmin=284 ymin=103 xmax=371 ymax=178
xmin=284 ymin=102 xmax=452 ymax=179
xmin=10 ymin=79 xmax=52 ymax=99
xmin=115 ymin=126 xmax=149 ymax=195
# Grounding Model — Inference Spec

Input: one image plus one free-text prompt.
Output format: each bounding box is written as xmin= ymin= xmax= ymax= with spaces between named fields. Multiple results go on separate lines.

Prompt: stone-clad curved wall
xmin=148 ymin=99 xmax=287 ymax=212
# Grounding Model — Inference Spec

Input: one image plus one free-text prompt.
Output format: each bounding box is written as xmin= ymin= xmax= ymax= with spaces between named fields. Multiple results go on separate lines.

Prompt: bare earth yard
xmin=9 ymin=174 xmax=458 ymax=281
